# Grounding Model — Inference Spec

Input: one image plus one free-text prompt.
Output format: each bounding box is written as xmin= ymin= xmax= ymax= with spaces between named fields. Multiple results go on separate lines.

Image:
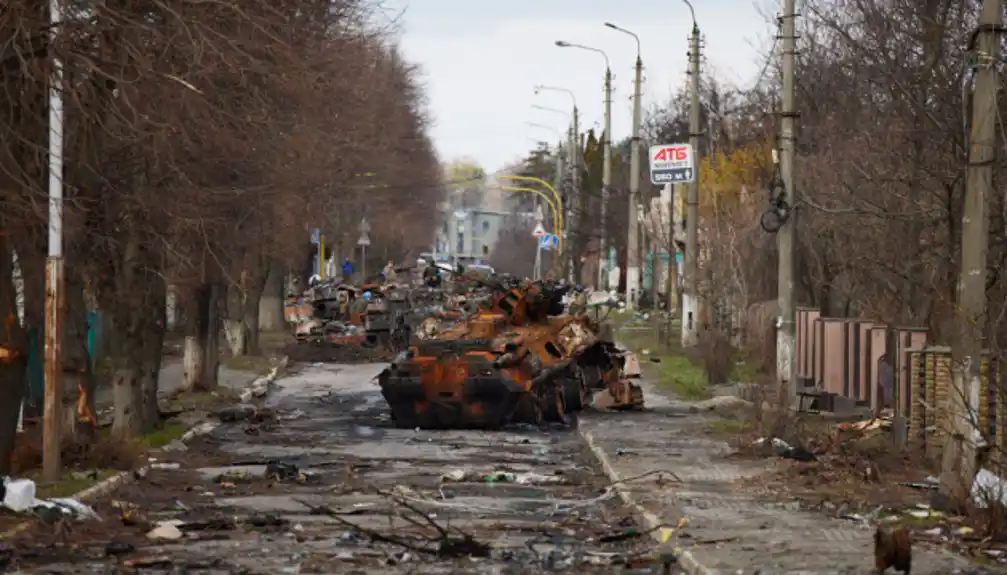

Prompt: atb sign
xmin=649 ymin=143 xmax=695 ymax=184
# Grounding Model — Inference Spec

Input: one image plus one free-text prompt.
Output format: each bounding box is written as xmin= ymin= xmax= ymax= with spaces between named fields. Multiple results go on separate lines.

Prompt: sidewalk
xmin=579 ymin=378 xmax=971 ymax=574
xmin=92 ymin=358 xmax=261 ymax=409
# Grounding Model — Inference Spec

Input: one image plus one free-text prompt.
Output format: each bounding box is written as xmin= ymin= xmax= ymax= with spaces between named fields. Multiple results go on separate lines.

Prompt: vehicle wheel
xmin=390 ymin=406 xmax=418 ymax=429
xmin=563 ymin=378 xmax=585 ymax=412
xmin=515 ymin=394 xmax=543 ymax=427
xmin=542 ymin=386 xmax=567 ymax=424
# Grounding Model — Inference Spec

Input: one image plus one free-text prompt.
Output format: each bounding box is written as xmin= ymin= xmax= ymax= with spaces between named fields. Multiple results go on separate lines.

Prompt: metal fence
xmin=794 ymin=307 xmax=928 ymax=416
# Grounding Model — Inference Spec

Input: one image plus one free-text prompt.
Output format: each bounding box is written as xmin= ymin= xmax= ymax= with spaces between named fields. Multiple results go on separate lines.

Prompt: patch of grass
xmin=706 ymin=417 xmax=752 ymax=438
xmin=616 ymin=326 xmax=660 ymax=352
xmin=29 ymin=470 xmax=115 ymax=499
xmin=141 ymin=421 xmax=188 ymax=448
xmin=616 ymin=322 xmax=712 ymax=400
xmin=650 ymin=352 xmax=712 ymax=399
xmin=167 ymin=388 xmax=238 ymax=412
xmin=730 ymin=359 xmax=760 ymax=383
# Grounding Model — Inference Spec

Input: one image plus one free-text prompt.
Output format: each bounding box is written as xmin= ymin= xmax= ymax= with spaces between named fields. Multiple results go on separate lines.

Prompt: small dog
xmin=874 ymin=525 xmax=911 ymax=574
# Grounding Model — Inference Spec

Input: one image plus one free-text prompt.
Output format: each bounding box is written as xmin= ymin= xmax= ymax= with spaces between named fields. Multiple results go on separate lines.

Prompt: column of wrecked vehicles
xmin=284 ymin=263 xmax=644 ymax=429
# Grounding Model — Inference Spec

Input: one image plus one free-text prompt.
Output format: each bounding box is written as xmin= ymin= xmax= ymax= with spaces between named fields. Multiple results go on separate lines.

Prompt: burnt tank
xmin=377 ymin=279 xmax=643 ymax=429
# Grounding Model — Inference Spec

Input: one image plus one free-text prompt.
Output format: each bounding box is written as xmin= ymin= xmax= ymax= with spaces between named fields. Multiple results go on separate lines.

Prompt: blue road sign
xmin=310 ymin=228 xmax=320 ymax=245
xmin=539 ymin=233 xmax=559 ymax=251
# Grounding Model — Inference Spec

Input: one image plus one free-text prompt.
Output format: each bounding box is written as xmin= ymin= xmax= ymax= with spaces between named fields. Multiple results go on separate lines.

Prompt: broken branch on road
xmin=293 ymin=495 xmax=491 ymax=559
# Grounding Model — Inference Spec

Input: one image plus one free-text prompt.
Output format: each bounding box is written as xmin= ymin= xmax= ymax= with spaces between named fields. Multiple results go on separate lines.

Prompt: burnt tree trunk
xmin=202 ymin=283 xmax=220 ymax=390
xmin=63 ymin=276 xmax=96 ymax=438
xmin=0 ymin=234 xmax=28 ymax=473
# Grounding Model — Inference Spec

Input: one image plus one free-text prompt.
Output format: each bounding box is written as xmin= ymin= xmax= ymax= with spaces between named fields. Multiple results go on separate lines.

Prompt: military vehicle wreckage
xmin=377 ymin=277 xmax=644 ymax=429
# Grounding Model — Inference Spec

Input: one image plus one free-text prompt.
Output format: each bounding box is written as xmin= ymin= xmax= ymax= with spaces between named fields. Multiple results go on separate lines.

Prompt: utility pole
xmin=775 ymin=0 xmax=798 ymax=398
xmin=597 ymin=68 xmax=612 ymax=291
xmin=568 ymin=108 xmax=580 ymax=283
xmin=549 ymin=141 xmax=565 ymax=280
xmin=941 ymin=0 xmax=1001 ymax=499
xmin=682 ymin=22 xmax=701 ymax=346
xmin=625 ymin=53 xmax=644 ymax=309
xmin=665 ymin=184 xmax=678 ymax=318
xmin=43 ymin=0 xmax=65 ymax=482
xmin=532 ymin=205 xmax=543 ymax=281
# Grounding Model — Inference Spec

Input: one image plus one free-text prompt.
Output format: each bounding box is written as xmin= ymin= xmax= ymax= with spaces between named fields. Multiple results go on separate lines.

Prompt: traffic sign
xmin=649 ymin=143 xmax=695 ymax=184
xmin=539 ymin=233 xmax=559 ymax=251
xmin=358 ymin=218 xmax=370 ymax=233
xmin=357 ymin=234 xmax=370 ymax=246
xmin=310 ymin=228 xmax=320 ymax=245
xmin=532 ymin=222 xmax=547 ymax=237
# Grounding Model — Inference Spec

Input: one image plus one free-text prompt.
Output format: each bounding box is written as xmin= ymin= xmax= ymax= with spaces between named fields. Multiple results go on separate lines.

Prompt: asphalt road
xmin=9 ymin=361 xmax=674 ymax=574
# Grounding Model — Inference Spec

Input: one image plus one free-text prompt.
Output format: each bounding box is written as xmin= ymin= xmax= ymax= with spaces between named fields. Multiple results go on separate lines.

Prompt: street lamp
xmin=534 ymin=85 xmax=577 ymax=108
xmin=681 ymin=0 xmax=697 ymax=28
xmin=604 ymin=22 xmax=644 ymax=306
xmin=531 ymin=104 xmax=570 ymax=121
xmin=525 ymin=121 xmax=563 ymax=138
xmin=534 ymin=84 xmax=580 ymax=282
xmin=555 ymin=40 xmax=612 ymax=290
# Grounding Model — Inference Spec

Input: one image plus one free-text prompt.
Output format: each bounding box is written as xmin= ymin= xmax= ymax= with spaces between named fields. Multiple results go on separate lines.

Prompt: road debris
xmin=1 ymin=476 xmax=99 ymax=519
xmin=3 ymin=362 xmax=662 ymax=573
xmin=875 ymin=524 xmax=912 ymax=574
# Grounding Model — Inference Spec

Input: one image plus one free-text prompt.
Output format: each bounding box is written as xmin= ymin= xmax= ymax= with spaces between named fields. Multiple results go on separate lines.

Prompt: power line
xmin=332 ymin=159 xmax=532 ymax=194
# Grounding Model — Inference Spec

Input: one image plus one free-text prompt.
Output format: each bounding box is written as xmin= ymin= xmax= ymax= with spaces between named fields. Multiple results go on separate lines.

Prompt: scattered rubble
xmin=731 ymin=410 xmax=1007 ymax=567
xmin=1 ymin=475 xmax=100 ymax=520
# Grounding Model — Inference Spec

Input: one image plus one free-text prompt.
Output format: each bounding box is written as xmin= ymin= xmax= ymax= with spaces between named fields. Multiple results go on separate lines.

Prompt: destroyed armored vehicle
xmin=377 ymin=279 xmax=643 ymax=429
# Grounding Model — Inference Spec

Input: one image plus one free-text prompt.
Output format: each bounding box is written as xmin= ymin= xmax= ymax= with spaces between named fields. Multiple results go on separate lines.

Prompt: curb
xmin=0 ymin=355 xmax=289 ymax=542
xmin=239 ymin=356 xmax=290 ymax=403
xmin=580 ymin=426 xmax=718 ymax=575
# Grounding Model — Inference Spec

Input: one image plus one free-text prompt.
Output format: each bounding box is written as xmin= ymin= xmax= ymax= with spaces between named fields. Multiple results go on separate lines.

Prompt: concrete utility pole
xmin=599 ymin=67 xmax=612 ymax=290
xmin=941 ymin=0 xmax=1002 ymax=499
xmin=628 ymin=56 xmax=644 ymax=310
xmin=532 ymin=204 xmax=543 ymax=281
xmin=569 ymin=108 xmax=580 ymax=283
xmin=43 ymin=0 xmax=65 ymax=481
xmin=775 ymin=0 xmax=798 ymax=397
xmin=556 ymin=42 xmax=606 ymax=287
xmin=605 ymin=23 xmax=643 ymax=302
xmin=665 ymin=184 xmax=678 ymax=316
xmin=682 ymin=18 xmax=701 ymax=346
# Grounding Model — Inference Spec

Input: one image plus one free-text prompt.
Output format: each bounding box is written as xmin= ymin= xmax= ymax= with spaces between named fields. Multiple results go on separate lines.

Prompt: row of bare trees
xmin=0 ymin=0 xmax=442 ymax=470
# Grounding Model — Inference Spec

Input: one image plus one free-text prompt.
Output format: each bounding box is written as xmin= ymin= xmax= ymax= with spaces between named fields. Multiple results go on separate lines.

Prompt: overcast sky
xmin=381 ymin=0 xmax=776 ymax=173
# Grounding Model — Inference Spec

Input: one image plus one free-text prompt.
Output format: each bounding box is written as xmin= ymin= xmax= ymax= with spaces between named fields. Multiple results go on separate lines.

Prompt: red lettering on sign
xmin=653 ymin=147 xmax=688 ymax=161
